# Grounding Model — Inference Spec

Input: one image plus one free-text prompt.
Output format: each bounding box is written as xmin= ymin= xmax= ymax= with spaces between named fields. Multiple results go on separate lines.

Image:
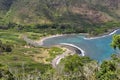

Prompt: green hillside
xmin=0 ymin=0 xmax=120 ymax=79
xmin=0 ymin=0 xmax=120 ymax=26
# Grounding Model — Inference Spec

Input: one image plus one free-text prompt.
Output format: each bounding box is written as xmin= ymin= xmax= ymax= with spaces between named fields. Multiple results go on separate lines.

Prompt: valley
xmin=0 ymin=0 xmax=120 ymax=80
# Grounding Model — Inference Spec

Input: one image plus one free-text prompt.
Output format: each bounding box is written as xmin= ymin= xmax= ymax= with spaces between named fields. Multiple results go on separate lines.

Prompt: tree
xmin=0 ymin=64 xmax=14 ymax=80
xmin=96 ymin=61 xmax=118 ymax=80
xmin=111 ymin=34 xmax=120 ymax=49
xmin=57 ymin=54 xmax=93 ymax=79
xmin=60 ymin=55 xmax=92 ymax=72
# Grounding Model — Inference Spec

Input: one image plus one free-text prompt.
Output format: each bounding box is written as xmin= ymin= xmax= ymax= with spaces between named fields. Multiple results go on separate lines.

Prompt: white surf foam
xmin=84 ymin=29 xmax=120 ymax=40
xmin=60 ymin=43 xmax=85 ymax=56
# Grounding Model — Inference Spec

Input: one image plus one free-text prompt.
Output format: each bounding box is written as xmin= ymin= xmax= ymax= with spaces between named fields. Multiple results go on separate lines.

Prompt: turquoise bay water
xmin=42 ymin=30 xmax=120 ymax=62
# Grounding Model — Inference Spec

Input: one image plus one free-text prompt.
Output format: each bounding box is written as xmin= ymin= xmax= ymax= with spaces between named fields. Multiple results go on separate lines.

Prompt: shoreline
xmin=84 ymin=28 xmax=120 ymax=40
xmin=52 ymin=46 xmax=75 ymax=68
xmin=51 ymin=43 xmax=85 ymax=68
xmin=36 ymin=33 xmax=88 ymax=46
xmin=37 ymin=28 xmax=120 ymax=45
xmin=23 ymin=28 xmax=120 ymax=67
xmin=37 ymin=34 xmax=65 ymax=46
xmin=60 ymin=43 xmax=85 ymax=56
xmin=36 ymin=28 xmax=119 ymax=57
xmin=25 ymin=28 xmax=120 ymax=55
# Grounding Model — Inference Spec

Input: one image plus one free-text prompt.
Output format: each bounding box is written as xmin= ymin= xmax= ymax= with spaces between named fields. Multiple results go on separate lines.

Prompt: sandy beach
xmin=24 ymin=29 xmax=119 ymax=57
xmin=37 ymin=34 xmax=64 ymax=46
xmin=37 ymin=28 xmax=120 ymax=45
xmin=36 ymin=33 xmax=88 ymax=46
xmin=23 ymin=29 xmax=120 ymax=67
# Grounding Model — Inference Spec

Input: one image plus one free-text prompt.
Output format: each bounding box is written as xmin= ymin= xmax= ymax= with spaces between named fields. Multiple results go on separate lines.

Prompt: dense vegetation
xmin=111 ymin=34 xmax=120 ymax=49
xmin=0 ymin=0 xmax=120 ymax=24
xmin=0 ymin=21 xmax=119 ymax=37
xmin=0 ymin=31 xmax=119 ymax=80
xmin=0 ymin=0 xmax=120 ymax=80
xmin=0 ymin=54 xmax=120 ymax=80
xmin=0 ymin=0 xmax=120 ymax=36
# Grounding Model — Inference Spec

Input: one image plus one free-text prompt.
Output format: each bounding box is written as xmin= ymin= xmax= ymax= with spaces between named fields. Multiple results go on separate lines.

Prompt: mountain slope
xmin=0 ymin=0 xmax=120 ymax=26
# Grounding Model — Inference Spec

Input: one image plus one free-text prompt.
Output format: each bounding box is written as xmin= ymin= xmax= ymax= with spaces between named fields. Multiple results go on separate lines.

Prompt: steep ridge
xmin=0 ymin=0 xmax=120 ymax=25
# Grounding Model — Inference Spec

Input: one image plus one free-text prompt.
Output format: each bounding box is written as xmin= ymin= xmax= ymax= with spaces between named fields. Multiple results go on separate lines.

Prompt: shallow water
xmin=42 ymin=30 xmax=120 ymax=62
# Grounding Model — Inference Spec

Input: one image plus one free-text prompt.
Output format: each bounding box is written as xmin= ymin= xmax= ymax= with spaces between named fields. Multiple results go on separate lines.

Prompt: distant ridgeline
xmin=0 ymin=0 xmax=120 ymax=34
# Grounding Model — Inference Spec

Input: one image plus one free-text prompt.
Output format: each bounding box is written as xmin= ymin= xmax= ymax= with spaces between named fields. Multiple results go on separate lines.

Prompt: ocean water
xmin=42 ymin=30 xmax=120 ymax=62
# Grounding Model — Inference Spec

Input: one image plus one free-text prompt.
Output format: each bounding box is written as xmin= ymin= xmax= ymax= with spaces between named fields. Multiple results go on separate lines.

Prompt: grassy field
xmin=0 ymin=30 xmax=66 ymax=75
xmin=26 ymin=32 xmax=44 ymax=40
xmin=0 ymin=30 xmax=25 ymax=45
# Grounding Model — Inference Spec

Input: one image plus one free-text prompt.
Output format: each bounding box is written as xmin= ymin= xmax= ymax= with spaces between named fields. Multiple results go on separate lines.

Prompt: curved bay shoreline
xmin=38 ymin=29 xmax=120 ymax=45
xmin=84 ymin=29 xmax=120 ymax=40
xmin=37 ymin=29 xmax=120 ymax=56
xmin=23 ymin=29 xmax=120 ymax=67
xmin=60 ymin=43 xmax=85 ymax=56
